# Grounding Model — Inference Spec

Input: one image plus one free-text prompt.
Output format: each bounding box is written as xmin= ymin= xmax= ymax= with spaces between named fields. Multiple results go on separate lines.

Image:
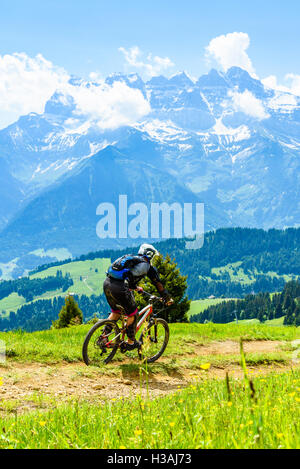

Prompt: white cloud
xmin=69 ymin=80 xmax=151 ymax=130
xmin=262 ymin=75 xmax=282 ymax=91
xmin=268 ymin=92 xmax=297 ymax=112
xmin=119 ymin=46 xmax=174 ymax=77
xmin=0 ymin=52 xmax=151 ymax=130
xmin=228 ymin=89 xmax=269 ymax=120
xmin=262 ymin=74 xmax=300 ymax=96
xmin=286 ymin=74 xmax=300 ymax=95
xmin=0 ymin=52 xmax=70 ymax=128
xmin=205 ymin=32 xmax=256 ymax=76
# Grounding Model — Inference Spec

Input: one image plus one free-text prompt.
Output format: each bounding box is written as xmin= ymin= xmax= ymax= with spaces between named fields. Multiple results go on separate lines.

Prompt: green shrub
xmin=52 ymin=295 xmax=83 ymax=329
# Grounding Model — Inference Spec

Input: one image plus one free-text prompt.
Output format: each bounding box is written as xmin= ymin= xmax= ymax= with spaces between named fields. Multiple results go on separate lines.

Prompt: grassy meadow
xmin=210 ymin=262 xmax=296 ymax=286
xmin=0 ymin=359 xmax=299 ymax=449
xmin=30 ymin=258 xmax=111 ymax=296
xmin=1 ymin=322 xmax=299 ymax=365
xmin=0 ymin=322 xmax=299 ymax=449
xmin=0 ymin=259 xmax=111 ymax=316
xmin=188 ymin=298 xmax=236 ymax=318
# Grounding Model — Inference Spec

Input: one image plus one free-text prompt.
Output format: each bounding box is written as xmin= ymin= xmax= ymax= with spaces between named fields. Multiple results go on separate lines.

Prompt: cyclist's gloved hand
xmin=165 ymin=298 xmax=174 ymax=306
xmin=136 ymin=286 xmax=144 ymax=293
xmin=162 ymin=292 xmax=174 ymax=306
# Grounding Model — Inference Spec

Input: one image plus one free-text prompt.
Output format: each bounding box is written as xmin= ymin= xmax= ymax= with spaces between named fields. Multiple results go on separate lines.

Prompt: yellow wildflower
xmin=200 ymin=363 xmax=211 ymax=371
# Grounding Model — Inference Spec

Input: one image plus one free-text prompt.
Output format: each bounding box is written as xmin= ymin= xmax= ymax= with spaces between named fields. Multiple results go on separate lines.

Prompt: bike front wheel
xmin=138 ymin=318 xmax=169 ymax=363
xmin=82 ymin=319 xmax=121 ymax=366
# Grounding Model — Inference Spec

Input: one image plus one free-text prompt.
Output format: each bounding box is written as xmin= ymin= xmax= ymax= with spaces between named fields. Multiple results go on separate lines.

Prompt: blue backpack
xmin=107 ymin=254 xmax=137 ymax=280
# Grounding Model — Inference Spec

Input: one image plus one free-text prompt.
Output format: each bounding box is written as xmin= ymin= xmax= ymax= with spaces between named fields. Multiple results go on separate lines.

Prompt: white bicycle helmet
xmin=138 ymin=243 xmax=159 ymax=260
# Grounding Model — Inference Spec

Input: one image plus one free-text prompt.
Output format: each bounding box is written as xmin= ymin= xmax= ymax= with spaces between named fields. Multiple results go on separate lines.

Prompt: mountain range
xmin=1 ymin=66 xmax=300 ymax=278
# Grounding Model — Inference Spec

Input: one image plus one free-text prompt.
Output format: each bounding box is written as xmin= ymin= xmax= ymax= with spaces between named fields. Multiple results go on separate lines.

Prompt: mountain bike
xmin=82 ymin=288 xmax=170 ymax=366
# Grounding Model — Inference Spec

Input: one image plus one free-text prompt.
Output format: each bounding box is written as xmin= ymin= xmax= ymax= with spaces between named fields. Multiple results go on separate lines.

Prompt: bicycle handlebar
xmin=138 ymin=288 xmax=162 ymax=301
xmin=134 ymin=287 xmax=172 ymax=306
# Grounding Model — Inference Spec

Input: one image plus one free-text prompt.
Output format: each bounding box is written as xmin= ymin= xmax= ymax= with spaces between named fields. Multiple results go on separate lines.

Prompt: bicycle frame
xmin=105 ymin=302 xmax=154 ymax=348
xmin=136 ymin=303 xmax=153 ymax=332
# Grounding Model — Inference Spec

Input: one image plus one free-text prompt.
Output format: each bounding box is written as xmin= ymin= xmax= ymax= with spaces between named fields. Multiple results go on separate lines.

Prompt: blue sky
xmin=1 ymin=0 xmax=300 ymax=80
xmin=0 ymin=0 xmax=299 ymax=129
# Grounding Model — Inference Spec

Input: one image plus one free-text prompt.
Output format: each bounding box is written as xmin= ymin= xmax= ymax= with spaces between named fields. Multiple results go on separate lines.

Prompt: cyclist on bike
xmin=103 ymin=244 xmax=173 ymax=351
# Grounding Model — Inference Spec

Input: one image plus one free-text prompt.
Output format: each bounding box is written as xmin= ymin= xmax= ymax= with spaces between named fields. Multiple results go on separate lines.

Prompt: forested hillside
xmin=0 ymin=272 xmax=73 ymax=302
xmin=191 ymin=280 xmax=300 ymax=326
xmin=0 ymin=293 xmax=107 ymax=332
xmin=0 ymin=227 xmax=299 ymax=331
xmin=31 ymin=226 xmax=300 ymax=298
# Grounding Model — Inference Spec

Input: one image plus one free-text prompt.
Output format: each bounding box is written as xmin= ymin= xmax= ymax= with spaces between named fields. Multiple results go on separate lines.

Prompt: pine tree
xmin=283 ymin=293 xmax=293 ymax=312
xmin=283 ymin=303 xmax=295 ymax=325
xmin=53 ymin=295 xmax=83 ymax=328
xmin=275 ymin=302 xmax=283 ymax=319
xmin=295 ymin=306 xmax=300 ymax=327
xmin=136 ymin=254 xmax=190 ymax=322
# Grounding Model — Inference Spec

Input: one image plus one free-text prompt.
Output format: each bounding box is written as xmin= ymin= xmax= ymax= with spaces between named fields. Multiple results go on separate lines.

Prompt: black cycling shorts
xmin=103 ymin=277 xmax=138 ymax=316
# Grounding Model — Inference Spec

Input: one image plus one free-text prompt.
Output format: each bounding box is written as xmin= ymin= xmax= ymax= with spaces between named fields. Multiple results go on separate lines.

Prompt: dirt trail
xmin=0 ymin=340 xmax=298 ymax=414
xmin=190 ymin=339 xmax=284 ymax=355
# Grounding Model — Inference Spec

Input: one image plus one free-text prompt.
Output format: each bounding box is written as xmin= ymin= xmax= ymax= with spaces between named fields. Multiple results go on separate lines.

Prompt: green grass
xmin=211 ymin=262 xmax=295 ymax=286
xmin=0 ymin=322 xmax=299 ymax=365
xmin=30 ymin=258 xmax=111 ymax=297
xmin=188 ymin=298 xmax=236 ymax=317
xmin=0 ymin=323 xmax=299 ymax=449
xmin=0 ymin=370 xmax=299 ymax=449
xmin=212 ymin=262 xmax=255 ymax=284
xmin=265 ymin=316 xmax=285 ymax=326
xmin=0 ymin=293 xmax=26 ymax=316
xmin=0 ymin=289 xmax=69 ymax=315
xmin=0 ymin=258 xmax=111 ymax=317
xmin=229 ymin=317 xmax=285 ymax=326
xmin=0 ymin=258 xmax=111 ymax=316
xmin=230 ymin=319 xmax=260 ymax=325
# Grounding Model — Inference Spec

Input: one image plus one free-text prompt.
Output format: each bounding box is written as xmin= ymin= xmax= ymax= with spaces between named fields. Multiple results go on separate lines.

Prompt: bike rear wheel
xmin=138 ymin=318 xmax=169 ymax=363
xmin=82 ymin=320 xmax=121 ymax=365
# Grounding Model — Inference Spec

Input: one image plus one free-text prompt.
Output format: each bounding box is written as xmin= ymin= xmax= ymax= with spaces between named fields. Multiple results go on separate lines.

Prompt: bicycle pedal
xmin=120 ymin=342 xmax=128 ymax=354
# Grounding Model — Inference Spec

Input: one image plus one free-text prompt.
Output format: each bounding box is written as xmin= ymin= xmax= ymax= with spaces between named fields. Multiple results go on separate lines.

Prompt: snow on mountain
xmin=1 ymin=66 xmax=300 ymax=277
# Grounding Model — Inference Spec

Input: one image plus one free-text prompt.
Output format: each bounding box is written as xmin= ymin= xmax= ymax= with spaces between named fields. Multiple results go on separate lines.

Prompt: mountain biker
xmin=102 ymin=244 xmax=173 ymax=351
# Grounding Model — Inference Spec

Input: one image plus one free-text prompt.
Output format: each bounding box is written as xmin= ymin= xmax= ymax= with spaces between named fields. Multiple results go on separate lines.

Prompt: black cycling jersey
xmin=104 ymin=254 xmax=169 ymax=316
xmin=107 ymin=254 xmax=162 ymax=288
